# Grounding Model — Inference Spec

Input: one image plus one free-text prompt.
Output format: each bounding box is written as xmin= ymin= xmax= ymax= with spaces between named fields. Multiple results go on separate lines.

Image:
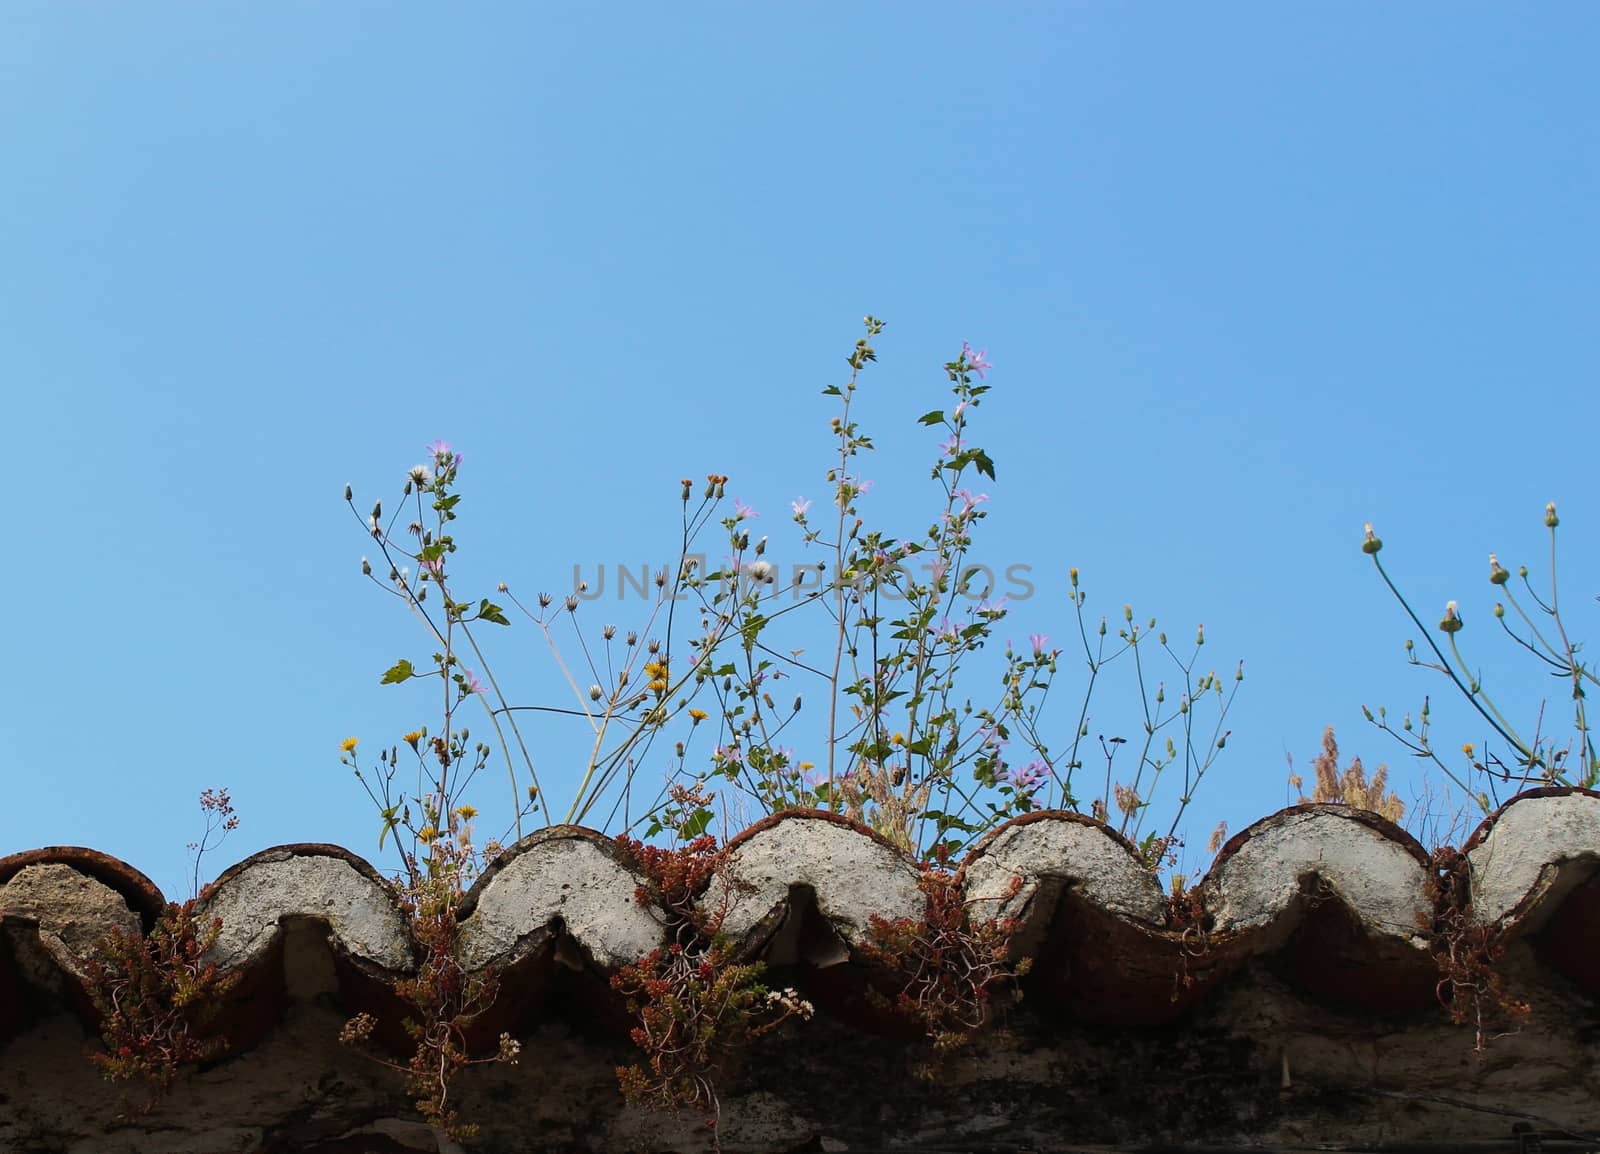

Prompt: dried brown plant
xmin=1288 ymin=726 xmax=1405 ymax=822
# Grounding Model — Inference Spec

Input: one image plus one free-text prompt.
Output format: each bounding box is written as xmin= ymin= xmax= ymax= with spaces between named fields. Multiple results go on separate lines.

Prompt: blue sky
xmin=4 ymin=4 xmax=1597 ymax=899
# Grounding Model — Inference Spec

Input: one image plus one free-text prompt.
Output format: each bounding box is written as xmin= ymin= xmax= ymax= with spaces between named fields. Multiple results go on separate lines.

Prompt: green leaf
xmin=478 ymin=599 xmax=510 ymax=625
xmin=972 ymin=449 xmax=997 ymax=481
xmin=917 ymin=410 xmax=945 ymax=426
xmin=821 ymin=384 xmax=842 ymax=396
xmin=679 ymin=808 xmax=714 ymax=839
xmin=377 ymin=807 xmax=400 ymax=852
xmin=380 ymin=659 xmax=415 ymax=684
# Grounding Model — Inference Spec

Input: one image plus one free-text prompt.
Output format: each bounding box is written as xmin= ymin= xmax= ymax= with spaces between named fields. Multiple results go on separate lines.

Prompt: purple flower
xmin=953 ymin=489 xmax=988 ymax=512
xmin=976 ymin=596 xmax=1009 ymax=616
xmin=715 ymin=744 xmax=744 ymax=764
xmin=425 ymin=439 xmax=463 ymax=469
xmin=734 ymin=498 xmax=759 ymax=521
xmin=790 ymin=497 xmax=811 ymax=517
xmin=462 ymin=669 xmax=487 ymax=695
xmin=1029 ymin=633 xmax=1049 ymax=656
xmin=940 ymin=432 xmax=963 ymax=456
xmin=960 ymin=341 xmax=992 ymax=379
xmin=420 ymin=556 xmax=444 ymax=576
xmin=930 ymin=616 xmax=961 ymax=643
xmin=1006 ymin=759 xmax=1049 ymax=797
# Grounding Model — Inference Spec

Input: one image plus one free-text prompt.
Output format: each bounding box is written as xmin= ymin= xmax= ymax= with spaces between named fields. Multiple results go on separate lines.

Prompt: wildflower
xmin=746 ymin=560 xmax=775 ymax=583
xmin=960 ymin=341 xmax=992 ymax=378
xmin=733 ymin=498 xmax=758 ymax=520
xmin=340 ymin=736 xmax=359 ymax=753
xmin=402 ymin=730 xmax=423 ymax=746
xmin=1007 ymin=759 xmax=1049 ymax=797
xmin=714 ymin=744 xmax=744 ymax=764
xmin=455 ymin=805 xmax=478 ymax=820
xmin=891 ymin=732 xmax=906 ymax=746
xmin=1029 ymin=633 xmax=1050 ymax=656
xmin=417 ymin=826 xmax=438 ymax=845
xmin=420 ymin=556 xmax=443 ymax=576
xmin=791 ymin=497 xmax=811 ymax=517
xmin=408 ymin=464 xmax=433 ymax=487
xmin=425 ymin=439 xmax=452 ymax=458
xmin=1488 ymin=554 xmax=1510 ymax=585
xmin=1439 ymin=600 xmax=1463 ymax=634
xmin=1462 ymin=743 xmax=1476 ymax=759
xmin=940 ymin=432 xmax=963 ymax=456
xmin=462 ymin=669 xmax=488 ymax=695
xmin=1362 ymin=522 xmax=1383 ymax=555
xmin=687 ymin=708 xmax=709 ymax=723
xmin=953 ymin=488 xmax=988 ymax=512
xmin=976 ymin=596 xmax=1009 ymax=616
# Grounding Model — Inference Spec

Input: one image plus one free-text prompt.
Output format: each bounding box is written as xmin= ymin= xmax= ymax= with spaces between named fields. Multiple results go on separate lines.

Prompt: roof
xmin=1 ymin=789 xmax=1597 ymax=1152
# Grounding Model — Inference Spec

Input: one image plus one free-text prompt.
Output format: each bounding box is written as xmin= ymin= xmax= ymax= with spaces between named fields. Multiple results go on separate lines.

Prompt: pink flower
xmin=425 ymin=439 xmax=463 ymax=469
xmin=790 ymin=497 xmax=811 ymax=517
xmin=1006 ymin=759 xmax=1049 ymax=797
xmin=1030 ymin=633 xmax=1049 ymax=656
xmin=420 ymin=556 xmax=444 ymax=576
xmin=953 ymin=489 xmax=989 ymax=512
xmin=462 ymin=669 xmax=487 ymax=695
xmin=940 ymin=432 xmax=963 ymax=456
xmin=734 ymin=499 xmax=759 ymax=520
xmin=960 ymin=341 xmax=992 ymax=379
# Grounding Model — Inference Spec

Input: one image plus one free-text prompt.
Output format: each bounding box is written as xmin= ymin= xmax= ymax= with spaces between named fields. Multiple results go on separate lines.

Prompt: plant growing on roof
xmin=84 ymin=790 xmax=241 ymax=1114
xmin=855 ymin=860 xmax=1031 ymax=1077
xmin=609 ymin=785 xmax=812 ymax=1134
xmin=1362 ymin=504 xmax=1599 ymax=813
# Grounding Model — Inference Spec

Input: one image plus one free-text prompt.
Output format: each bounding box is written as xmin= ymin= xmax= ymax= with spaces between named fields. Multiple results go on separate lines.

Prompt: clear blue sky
xmin=5 ymin=4 xmax=1597 ymax=899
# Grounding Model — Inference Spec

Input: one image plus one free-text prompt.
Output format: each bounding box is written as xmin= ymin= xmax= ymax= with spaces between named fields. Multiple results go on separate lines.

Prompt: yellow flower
xmin=417 ymin=826 xmax=438 ymax=845
xmin=1462 ymin=743 xmax=1476 ymax=759
xmin=644 ymin=660 xmax=668 ymax=680
xmin=799 ymin=762 xmax=815 ymax=771
xmin=402 ymin=730 xmax=424 ymax=746
xmin=891 ymin=732 xmax=906 ymax=746
xmin=648 ymin=679 xmax=669 ymax=694
xmin=455 ymin=805 xmax=478 ymax=820
xmin=340 ymin=736 xmax=359 ymax=753
xmin=688 ymin=709 xmax=709 ymax=723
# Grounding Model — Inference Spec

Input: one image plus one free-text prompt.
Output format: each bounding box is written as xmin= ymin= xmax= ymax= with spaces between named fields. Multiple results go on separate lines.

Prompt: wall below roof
xmin=0 ymin=941 xmax=1596 ymax=1153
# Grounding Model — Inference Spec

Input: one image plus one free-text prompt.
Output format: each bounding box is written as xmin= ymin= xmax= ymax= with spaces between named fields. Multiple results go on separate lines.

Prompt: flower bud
xmin=1545 ymin=501 xmax=1559 ymax=528
xmin=361 ymin=557 xmax=372 ymax=576
xmin=1361 ymin=522 xmax=1382 ymax=554
xmin=1439 ymin=600 xmax=1463 ymax=634
xmin=1069 ymin=567 xmax=1079 ymax=588
xmin=1494 ymin=602 xmax=1504 ymax=618
xmin=1488 ymin=554 xmax=1509 ymax=585
xmin=344 ymin=484 xmax=353 ymax=501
